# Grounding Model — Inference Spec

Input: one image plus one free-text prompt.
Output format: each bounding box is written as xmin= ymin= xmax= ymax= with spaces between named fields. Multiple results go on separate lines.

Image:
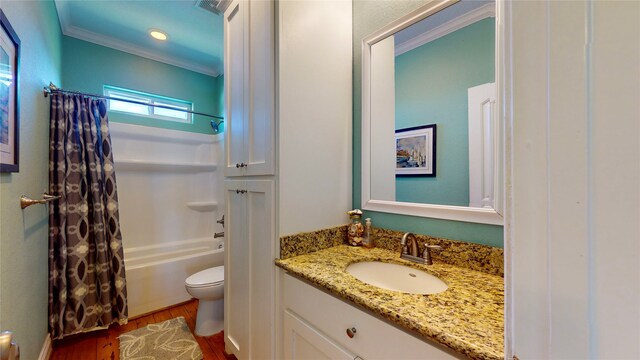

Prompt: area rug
xmin=119 ymin=316 xmax=203 ymax=360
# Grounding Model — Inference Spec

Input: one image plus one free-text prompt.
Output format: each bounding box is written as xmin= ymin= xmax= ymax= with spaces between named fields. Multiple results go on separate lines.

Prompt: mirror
xmin=361 ymin=0 xmax=503 ymax=225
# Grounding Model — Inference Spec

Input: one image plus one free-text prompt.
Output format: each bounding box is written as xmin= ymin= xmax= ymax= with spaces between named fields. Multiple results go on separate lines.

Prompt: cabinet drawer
xmin=283 ymin=274 xmax=462 ymax=360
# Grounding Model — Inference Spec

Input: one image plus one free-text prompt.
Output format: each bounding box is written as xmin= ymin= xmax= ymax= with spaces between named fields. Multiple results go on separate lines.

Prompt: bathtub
xmin=124 ymin=237 xmax=224 ymax=318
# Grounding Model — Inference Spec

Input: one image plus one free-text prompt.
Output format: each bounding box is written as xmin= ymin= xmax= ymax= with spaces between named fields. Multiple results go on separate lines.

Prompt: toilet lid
xmin=186 ymin=266 xmax=224 ymax=288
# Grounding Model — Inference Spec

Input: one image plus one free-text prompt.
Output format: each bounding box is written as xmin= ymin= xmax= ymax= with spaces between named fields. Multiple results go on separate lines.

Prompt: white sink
xmin=346 ymin=261 xmax=448 ymax=295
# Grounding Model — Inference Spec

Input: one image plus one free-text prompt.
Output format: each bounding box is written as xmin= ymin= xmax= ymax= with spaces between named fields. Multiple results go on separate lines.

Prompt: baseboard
xmin=38 ymin=333 xmax=52 ymax=360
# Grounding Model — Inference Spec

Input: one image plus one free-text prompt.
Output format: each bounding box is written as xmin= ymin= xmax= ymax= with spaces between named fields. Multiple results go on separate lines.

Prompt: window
xmin=104 ymin=86 xmax=193 ymax=124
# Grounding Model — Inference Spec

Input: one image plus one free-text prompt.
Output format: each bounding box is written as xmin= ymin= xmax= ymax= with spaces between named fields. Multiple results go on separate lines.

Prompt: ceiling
xmin=54 ymin=0 xmax=224 ymax=77
xmin=394 ymin=0 xmax=493 ymax=55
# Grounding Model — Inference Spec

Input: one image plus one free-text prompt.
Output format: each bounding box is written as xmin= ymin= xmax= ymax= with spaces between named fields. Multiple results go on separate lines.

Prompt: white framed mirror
xmin=361 ymin=0 xmax=503 ymax=225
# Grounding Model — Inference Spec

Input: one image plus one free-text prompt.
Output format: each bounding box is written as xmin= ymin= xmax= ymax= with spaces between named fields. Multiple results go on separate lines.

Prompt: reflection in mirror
xmin=362 ymin=0 xmax=503 ymax=225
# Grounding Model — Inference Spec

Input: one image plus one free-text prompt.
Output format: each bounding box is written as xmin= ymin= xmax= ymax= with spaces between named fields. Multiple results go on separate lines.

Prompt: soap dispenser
xmin=362 ymin=218 xmax=374 ymax=248
xmin=347 ymin=209 xmax=364 ymax=246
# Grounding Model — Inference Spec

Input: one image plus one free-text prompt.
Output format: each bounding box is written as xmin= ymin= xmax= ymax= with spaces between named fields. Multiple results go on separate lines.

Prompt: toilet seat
xmin=186 ymin=266 xmax=224 ymax=288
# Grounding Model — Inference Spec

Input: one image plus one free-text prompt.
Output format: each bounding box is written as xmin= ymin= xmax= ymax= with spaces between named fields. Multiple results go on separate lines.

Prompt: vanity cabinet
xmin=283 ymin=274 xmax=463 ymax=360
xmin=223 ymin=0 xmax=275 ymax=177
xmin=284 ymin=310 xmax=359 ymax=360
xmin=224 ymin=180 xmax=276 ymax=359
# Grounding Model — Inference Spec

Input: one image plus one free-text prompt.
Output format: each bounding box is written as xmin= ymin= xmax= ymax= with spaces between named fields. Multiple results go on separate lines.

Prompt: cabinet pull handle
xmin=346 ymin=327 xmax=356 ymax=338
xmin=235 ymin=163 xmax=248 ymax=168
xmin=235 ymin=189 xmax=247 ymax=194
xmin=236 ymin=163 xmax=241 ymax=168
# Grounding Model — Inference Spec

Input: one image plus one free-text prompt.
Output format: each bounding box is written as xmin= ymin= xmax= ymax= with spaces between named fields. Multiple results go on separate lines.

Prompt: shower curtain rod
xmin=43 ymin=83 xmax=224 ymax=121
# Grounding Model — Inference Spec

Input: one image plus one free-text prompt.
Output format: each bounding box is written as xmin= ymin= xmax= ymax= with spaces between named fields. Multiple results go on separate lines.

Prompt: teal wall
xmin=395 ymin=18 xmax=495 ymax=206
xmin=0 ymin=1 xmax=62 ymax=358
xmin=62 ymin=36 xmax=223 ymax=134
xmin=353 ymin=1 xmax=503 ymax=248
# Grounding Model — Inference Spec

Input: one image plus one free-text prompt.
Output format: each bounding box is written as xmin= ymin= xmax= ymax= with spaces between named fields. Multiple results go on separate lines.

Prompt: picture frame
xmin=0 ymin=10 xmax=20 ymax=173
xmin=395 ymin=124 xmax=436 ymax=177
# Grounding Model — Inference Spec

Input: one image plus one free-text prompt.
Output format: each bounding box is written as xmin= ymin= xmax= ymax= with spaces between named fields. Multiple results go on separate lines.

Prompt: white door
xmin=284 ymin=311 xmax=357 ymax=360
xmin=467 ymin=82 xmax=496 ymax=209
xmin=507 ymin=1 xmax=640 ymax=359
xmin=369 ymin=35 xmax=396 ymax=201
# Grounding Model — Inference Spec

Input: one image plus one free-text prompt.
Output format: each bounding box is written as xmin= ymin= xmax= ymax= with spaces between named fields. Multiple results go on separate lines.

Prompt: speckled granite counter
xmin=275 ymin=245 xmax=504 ymax=360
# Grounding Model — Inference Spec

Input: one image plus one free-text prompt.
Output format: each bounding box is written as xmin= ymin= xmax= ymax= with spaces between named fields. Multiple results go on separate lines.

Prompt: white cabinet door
xmin=224 ymin=180 xmax=276 ymax=359
xmin=244 ymin=0 xmax=275 ymax=176
xmin=284 ymin=310 xmax=357 ymax=360
xmin=224 ymin=180 xmax=248 ymax=357
xmin=224 ymin=0 xmax=275 ymax=177
xmin=224 ymin=0 xmax=247 ymax=177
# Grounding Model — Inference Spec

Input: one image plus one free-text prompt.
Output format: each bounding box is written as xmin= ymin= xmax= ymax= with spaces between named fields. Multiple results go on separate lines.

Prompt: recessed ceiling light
xmin=150 ymin=30 xmax=168 ymax=41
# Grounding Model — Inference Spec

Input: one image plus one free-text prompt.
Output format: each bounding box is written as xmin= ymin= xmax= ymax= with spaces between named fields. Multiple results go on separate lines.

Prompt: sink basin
xmin=346 ymin=261 xmax=448 ymax=294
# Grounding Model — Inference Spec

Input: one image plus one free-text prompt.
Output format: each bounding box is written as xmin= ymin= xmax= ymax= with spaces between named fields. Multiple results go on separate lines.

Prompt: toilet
xmin=185 ymin=266 xmax=224 ymax=336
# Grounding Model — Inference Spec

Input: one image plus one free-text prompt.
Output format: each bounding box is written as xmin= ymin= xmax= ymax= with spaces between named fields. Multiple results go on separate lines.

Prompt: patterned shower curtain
xmin=48 ymin=93 xmax=128 ymax=339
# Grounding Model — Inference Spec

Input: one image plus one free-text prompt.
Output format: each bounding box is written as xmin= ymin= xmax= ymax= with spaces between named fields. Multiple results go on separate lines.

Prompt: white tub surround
xmin=110 ymin=123 xmax=225 ymax=317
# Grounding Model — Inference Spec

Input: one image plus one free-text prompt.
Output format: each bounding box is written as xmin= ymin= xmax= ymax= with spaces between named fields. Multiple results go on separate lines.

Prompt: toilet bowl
xmin=185 ymin=266 xmax=224 ymax=336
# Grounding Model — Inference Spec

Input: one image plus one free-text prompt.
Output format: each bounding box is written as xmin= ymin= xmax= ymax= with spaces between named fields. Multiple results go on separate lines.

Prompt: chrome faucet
xmin=400 ymin=232 xmax=441 ymax=265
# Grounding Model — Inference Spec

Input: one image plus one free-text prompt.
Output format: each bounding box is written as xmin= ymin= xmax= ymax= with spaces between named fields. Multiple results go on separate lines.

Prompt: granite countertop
xmin=275 ymin=245 xmax=504 ymax=360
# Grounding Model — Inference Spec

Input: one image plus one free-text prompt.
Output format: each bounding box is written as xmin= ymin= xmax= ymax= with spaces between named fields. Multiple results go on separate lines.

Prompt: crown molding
xmin=395 ymin=3 xmax=495 ymax=56
xmin=53 ymin=0 xmax=221 ymax=77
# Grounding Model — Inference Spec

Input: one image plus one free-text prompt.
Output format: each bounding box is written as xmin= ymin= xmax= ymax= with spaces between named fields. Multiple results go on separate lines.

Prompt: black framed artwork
xmin=395 ymin=124 xmax=436 ymax=177
xmin=0 ymin=10 xmax=20 ymax=173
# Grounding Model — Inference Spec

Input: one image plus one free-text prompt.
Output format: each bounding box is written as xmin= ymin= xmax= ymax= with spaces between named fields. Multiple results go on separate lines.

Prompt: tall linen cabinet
xmin=223 ymin=0 xmax=276 ymax=359
xmin=223 ymin=0 xmax=353 ymax=359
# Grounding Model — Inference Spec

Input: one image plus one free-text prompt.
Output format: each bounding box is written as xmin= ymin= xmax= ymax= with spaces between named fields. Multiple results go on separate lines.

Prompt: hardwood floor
xmin=50 ymin=300 xmax=236 ymax=360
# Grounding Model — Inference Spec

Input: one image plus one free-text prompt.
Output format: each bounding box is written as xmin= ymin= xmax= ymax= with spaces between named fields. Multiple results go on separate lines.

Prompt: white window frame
xmin=104 ymin=86 xmax=193 ymax=124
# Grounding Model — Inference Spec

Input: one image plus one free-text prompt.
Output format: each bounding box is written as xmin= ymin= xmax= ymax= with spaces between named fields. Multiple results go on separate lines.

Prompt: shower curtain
xmin=48 ymin=92 xmax=128 ymax=339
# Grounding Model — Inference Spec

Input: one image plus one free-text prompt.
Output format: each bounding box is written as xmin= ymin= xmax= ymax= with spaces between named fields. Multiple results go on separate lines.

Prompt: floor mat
xmin=119 ymin=316 xmax=203 ymax=360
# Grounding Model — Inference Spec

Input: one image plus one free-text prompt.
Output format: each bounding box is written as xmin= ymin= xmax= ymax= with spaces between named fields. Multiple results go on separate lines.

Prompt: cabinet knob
xmin=346 ymin=327 xmax=357 ymax=338
xmin=236 ymin=163 xmax=241 ymax=168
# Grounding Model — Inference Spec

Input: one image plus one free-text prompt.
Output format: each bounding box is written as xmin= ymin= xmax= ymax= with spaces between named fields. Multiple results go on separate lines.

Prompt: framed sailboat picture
xmin=395 ymin=124 xmax=436 ymax=177
xmin=0 ymin=10 xmax=20 ymax=173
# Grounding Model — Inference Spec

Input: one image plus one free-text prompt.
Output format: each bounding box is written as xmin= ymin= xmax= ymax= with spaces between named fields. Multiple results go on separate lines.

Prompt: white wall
xmin=507 ymin=1 xmax=640 ymax=358
xmin=277 ymin=0 xmax=353 ymax=236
